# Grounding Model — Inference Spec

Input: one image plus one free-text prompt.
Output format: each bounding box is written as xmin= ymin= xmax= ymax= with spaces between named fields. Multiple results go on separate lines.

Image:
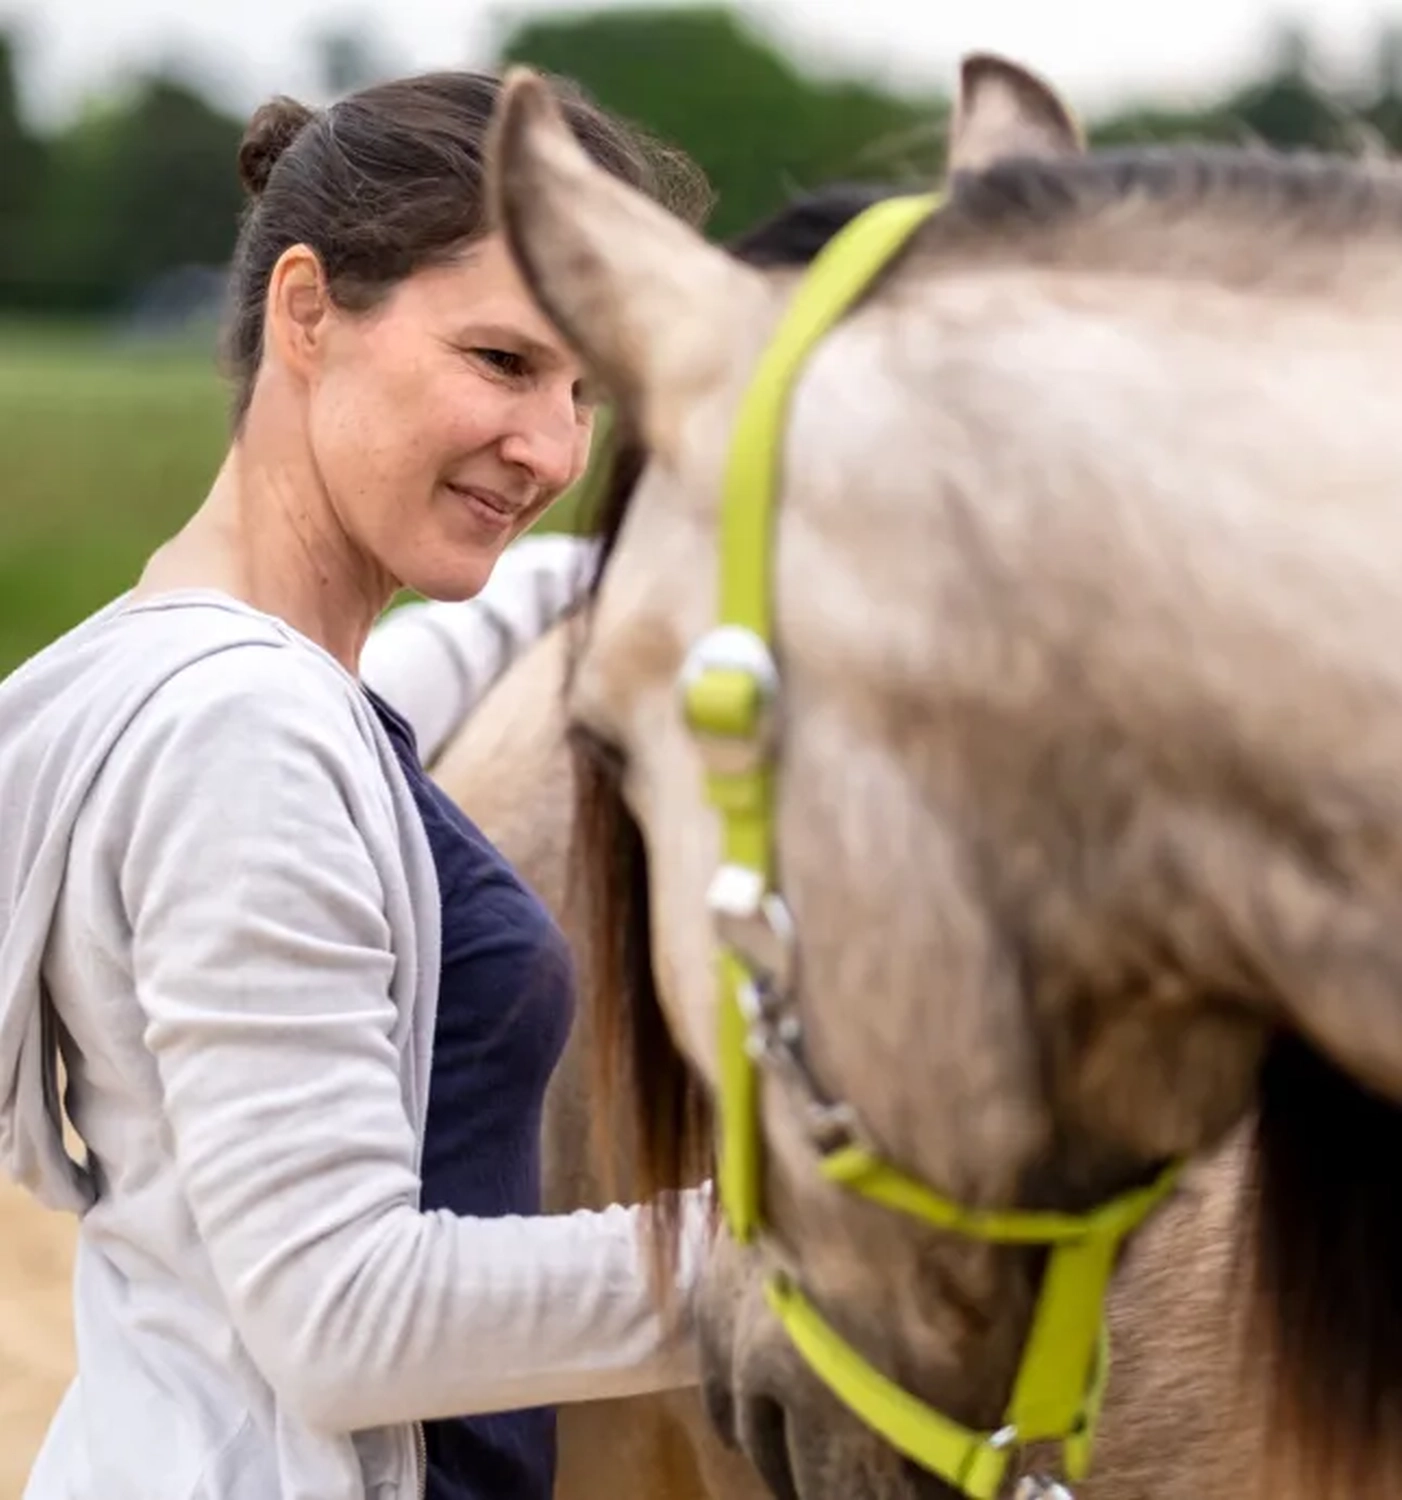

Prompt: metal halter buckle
xmin=707 ymin=864 xmax=866 ymax=1155
xmin=706 ymin=863 xmax=795 ymax=994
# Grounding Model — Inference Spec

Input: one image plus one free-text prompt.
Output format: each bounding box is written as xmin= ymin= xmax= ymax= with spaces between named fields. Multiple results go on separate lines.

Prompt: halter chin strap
xmin=678 ymin=191 xmax=1184 ymax=1498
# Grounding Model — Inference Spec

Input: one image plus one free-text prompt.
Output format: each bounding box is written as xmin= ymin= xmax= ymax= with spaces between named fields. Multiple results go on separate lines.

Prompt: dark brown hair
xmin=222 ymin=70 xmax=713 ymax=424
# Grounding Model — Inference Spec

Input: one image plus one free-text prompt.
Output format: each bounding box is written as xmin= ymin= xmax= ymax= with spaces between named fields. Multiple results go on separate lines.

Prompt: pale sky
xmin=4 ymin=0 xmax=1397 ymax=130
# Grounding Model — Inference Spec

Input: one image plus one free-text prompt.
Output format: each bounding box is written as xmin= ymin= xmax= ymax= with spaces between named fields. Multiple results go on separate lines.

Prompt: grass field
xmin=0 ymin=324 xmax=229 ymax=675
xmin=0 ymin=321 xmax=590 ymax=678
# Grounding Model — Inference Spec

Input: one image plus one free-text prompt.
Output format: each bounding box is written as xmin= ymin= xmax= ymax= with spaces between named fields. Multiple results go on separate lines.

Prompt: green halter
xmin=678 ymin=192 xmax=1183 ymax=1498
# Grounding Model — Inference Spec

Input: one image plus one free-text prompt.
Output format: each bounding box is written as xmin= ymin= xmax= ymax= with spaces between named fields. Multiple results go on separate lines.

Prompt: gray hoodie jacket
xmin=0 ymin=588 xmax=703 ymax=1500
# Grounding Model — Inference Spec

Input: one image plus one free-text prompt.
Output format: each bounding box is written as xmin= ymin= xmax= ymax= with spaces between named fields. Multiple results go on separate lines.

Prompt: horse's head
xmin=488 ymin=53 xmax=1402 ymax=1500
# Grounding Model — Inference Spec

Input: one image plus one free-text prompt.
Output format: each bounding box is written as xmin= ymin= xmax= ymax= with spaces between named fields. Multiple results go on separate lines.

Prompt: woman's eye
xmin=474 ymin=348 xmax=528 ymax=378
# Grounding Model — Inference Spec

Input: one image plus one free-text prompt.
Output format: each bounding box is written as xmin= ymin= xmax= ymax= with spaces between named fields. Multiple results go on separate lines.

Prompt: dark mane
xmin=926 ymin=143 xmax=1402 ymax=295
xmin=948 ymin=142 xmax=1402 ymax=236
xmin=1249 ymin=1034 xmax=1402 ymax=1494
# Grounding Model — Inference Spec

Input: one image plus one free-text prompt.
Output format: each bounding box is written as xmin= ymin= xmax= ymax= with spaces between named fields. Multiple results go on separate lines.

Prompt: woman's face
xmin=300 ymin=232 xmax=597 ymax=601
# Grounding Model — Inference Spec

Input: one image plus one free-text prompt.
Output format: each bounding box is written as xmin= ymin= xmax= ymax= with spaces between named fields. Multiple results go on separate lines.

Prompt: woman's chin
xmin=402 ymin=548 xmax=504 ymax=605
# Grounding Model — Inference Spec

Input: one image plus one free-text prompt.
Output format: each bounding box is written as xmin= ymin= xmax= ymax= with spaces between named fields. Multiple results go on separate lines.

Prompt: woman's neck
xmin=135 ymin=376 xmax=396 ymax=674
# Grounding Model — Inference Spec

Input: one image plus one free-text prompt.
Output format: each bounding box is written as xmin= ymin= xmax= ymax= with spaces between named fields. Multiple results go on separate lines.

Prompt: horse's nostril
xmin=743 ymin=1395 xmax=802 ymax=1500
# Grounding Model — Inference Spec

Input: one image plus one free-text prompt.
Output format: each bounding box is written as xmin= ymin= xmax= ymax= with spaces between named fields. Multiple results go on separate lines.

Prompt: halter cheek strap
xmin=679 ymin=191 xmax=1184 ymax=1498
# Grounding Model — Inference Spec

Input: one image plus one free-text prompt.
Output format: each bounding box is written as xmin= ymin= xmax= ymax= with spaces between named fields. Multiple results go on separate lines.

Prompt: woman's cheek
xmin=443 ymin=375 xmax=512 ymax=454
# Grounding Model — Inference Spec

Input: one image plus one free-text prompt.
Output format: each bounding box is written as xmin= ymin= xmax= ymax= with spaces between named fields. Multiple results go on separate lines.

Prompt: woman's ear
xmin=263 ymin=244 xmax=334 ymax=384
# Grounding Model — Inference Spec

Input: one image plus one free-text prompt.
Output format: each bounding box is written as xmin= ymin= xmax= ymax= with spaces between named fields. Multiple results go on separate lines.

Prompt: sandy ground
xmin=0 ymin=1180 xmax=74 ymax=1499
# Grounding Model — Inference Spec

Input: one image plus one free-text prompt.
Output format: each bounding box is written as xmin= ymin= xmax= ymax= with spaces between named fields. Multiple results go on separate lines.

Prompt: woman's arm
xmin=359 ymin=533 xmax=598 ymax=766
xmin=117 ymin=646 xmax=704 ymax=1432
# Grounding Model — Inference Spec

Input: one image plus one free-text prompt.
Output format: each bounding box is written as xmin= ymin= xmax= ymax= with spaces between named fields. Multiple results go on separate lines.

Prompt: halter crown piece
xmin=677 ymin=192 xmax=1183 ymax=1498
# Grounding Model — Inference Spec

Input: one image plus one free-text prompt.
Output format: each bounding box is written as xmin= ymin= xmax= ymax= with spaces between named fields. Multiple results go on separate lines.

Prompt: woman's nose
xmin=498 ymin=383 xmax=586 ymax=497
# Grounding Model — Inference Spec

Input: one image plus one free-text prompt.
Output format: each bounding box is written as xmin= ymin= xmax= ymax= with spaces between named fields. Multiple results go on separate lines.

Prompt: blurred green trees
xmin=2 ymin=6 xmax=1401 ymax=316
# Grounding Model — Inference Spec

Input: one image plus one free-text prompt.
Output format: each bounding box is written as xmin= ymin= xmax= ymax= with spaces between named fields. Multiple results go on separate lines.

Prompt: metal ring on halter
xmin=1012 ymin=1478 xmax=1076 ymax=1500
xmin=799 ymin=1097 xmax=862 ymax=1155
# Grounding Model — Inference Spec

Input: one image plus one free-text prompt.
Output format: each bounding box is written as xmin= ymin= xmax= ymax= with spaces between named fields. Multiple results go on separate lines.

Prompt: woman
xmin=0 ymin=70 xmax=714 ymax=1500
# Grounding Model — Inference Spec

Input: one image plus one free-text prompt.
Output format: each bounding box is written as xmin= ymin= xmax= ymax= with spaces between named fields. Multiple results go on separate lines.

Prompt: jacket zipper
xmin=414 ymin=1420 xmax=427 ymax=1500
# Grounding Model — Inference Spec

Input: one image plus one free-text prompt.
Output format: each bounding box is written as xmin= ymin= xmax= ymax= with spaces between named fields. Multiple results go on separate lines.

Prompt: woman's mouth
xmin=445 ymin=481 xmax=518 ymax=532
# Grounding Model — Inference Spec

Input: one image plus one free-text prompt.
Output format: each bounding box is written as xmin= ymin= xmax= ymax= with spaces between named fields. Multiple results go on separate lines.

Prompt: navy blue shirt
xmin=368 ymin=690 xmax=575 ymax=1500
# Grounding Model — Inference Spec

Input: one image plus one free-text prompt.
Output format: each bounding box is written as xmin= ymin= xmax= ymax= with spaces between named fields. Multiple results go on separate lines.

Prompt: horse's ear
xmin=947 ymin=53 xmax=1085 ymax=175
xmin=486 ymin=68 xmax=770 ymax=461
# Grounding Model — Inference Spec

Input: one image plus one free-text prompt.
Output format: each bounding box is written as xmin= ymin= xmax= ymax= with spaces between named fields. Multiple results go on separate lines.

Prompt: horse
xmin=474 ymin=46 xmax=1402 ymax=1500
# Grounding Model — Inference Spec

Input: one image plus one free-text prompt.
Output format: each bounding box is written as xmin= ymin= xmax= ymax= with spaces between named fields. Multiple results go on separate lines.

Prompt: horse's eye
xmin=566 ymin=721 xmax=629 ymax=781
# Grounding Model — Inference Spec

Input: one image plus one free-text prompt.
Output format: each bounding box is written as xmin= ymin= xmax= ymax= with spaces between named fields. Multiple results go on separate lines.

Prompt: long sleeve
xmin=115 ymin=648 xmax=704 ymax=1434
xmin=359 ymin=534 xmax=598 ymax=766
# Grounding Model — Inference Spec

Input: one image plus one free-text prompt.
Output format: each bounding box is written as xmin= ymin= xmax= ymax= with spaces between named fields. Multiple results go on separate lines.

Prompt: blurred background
xmin=0 ymin=0 xmax=1399 ymax=1490
xmin=3 ymin=1 xmax=1401 ymax=678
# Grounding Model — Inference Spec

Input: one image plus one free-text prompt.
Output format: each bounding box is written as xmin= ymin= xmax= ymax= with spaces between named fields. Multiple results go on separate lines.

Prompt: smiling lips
xmin=444 ymin=480 xmax=526 ymax=529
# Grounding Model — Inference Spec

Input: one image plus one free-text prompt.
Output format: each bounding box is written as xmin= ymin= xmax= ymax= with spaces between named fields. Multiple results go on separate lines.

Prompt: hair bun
xmin=238 ymin=96 xmax=316 ymax=198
